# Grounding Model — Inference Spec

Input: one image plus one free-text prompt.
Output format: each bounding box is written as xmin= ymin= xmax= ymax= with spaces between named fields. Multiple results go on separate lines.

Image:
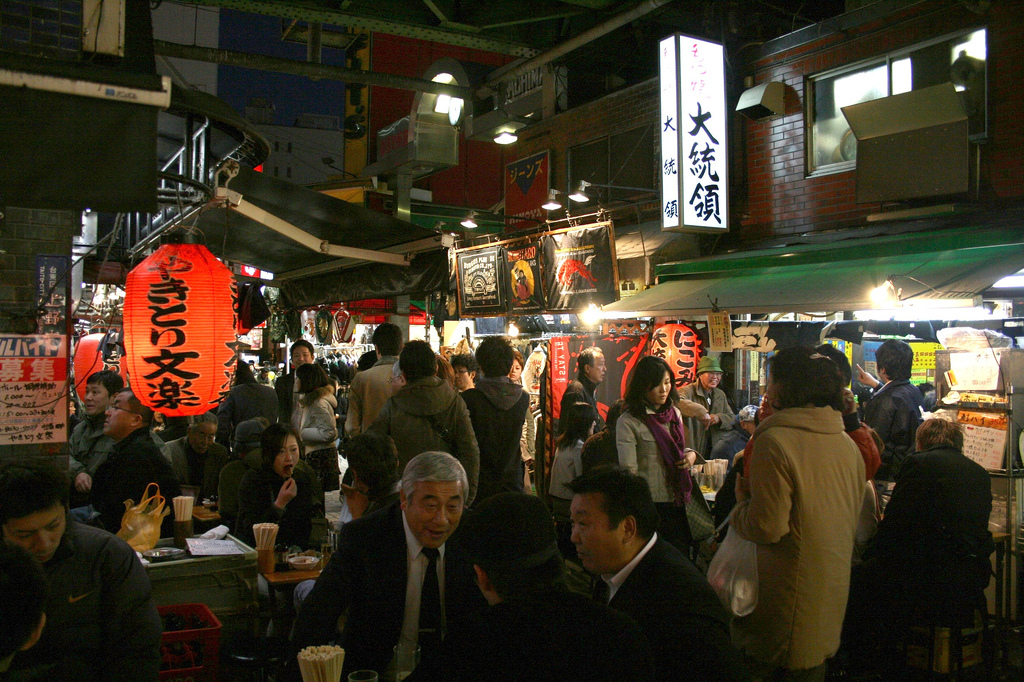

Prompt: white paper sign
xmin=948 ymin=350 xmax=1000 ymax=391
xmin=708 ymin=311 xmax=732 ymax=352
xmin=958 ymin=410 xmax=1007 ymax=470
xmin=0 ymin=335 xmax=68 ymax=445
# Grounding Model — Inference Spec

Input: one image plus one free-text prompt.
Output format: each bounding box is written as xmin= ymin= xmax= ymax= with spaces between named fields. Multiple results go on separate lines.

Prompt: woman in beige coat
xmin=730 ymin=347 xmax=865 ymax=680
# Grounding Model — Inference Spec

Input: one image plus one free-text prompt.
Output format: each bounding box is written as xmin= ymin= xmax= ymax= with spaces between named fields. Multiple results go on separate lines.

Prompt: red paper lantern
xmin=73 ymin=332 xmax=124 ymax=398
xmin=122 ymin=243 xmax=237 ymax=416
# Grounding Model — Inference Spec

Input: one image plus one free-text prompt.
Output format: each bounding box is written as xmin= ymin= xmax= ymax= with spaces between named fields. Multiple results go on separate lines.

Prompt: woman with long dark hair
xmin=616 ymin=355 xmax=697 ymax=553
xmin=235 ymin=423 xmax=323 ymax=549
xmin=292 ymin=363 xmax=341 ymax=493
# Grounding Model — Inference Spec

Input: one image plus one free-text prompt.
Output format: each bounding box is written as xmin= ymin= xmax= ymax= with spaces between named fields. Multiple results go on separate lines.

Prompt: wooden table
xmin=192 ymin=505 xmax=222 ymax=523
xmin=261 ymin=566 xmax=323 ymax=629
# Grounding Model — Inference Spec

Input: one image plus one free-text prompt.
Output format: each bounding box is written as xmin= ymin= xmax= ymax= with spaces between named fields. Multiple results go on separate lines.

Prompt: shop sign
xmin=707 ymin=311 xmax=732 ymax=352
xmin=36 ymin=254 xmax=70 ymax=335
xmin=505 ymin=150 xmax=549 ymax=231
xmin=503 ymin=67 xmax=544 ymax=107
xmin=506 ymin=240 xmax=544 ymax=312
xmin=457 ymin=246 xmax=506 ymax=315
xmin=659 ymin=34 xmax=728 ymax=232
xmin=0 ymin=334 xmax=67 ymax=445
xmin=541 ymin=224 xmax=616 ymax=310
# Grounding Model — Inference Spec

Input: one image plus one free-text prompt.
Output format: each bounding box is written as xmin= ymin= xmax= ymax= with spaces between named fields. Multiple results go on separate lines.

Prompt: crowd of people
xmin=0 ymin=330 xmax=996 ymax=681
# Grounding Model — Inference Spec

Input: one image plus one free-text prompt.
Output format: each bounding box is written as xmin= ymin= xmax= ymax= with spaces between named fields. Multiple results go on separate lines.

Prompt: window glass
xmin=811 ymin=62 xmax=887 ymax=170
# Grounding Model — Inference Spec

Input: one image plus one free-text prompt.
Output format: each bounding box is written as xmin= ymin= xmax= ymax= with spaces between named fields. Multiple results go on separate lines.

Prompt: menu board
xmin=457 ymin=247 xmax=506 ymax=315
xmin=0 ymin=334 xmax=68 ymax=445
xmin=505 ymin=240 xmax=543 ymax=312
xmin=957 ymin=410 xmax=1007 ymax=470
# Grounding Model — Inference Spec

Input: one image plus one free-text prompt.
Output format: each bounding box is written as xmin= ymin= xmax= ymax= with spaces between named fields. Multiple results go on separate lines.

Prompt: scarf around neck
xmin=642 ymin=406 xmax=692 ymax=505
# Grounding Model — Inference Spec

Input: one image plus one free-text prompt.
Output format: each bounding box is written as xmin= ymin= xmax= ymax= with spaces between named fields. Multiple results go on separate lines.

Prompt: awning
xmin=603 ymin=225 xmax=1024 ymax=318
xmin=195 ymin=166 xmax=447 ymax=280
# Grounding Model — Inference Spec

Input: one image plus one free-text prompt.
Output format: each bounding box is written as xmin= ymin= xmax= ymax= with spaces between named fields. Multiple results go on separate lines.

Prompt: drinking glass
xmin=389 ymin=643 xmax=420 ymax=681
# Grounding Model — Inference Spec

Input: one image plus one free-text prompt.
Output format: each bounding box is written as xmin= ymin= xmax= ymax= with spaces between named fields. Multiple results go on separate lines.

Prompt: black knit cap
xmin=460 ymin=493 xmax=559 ymax=569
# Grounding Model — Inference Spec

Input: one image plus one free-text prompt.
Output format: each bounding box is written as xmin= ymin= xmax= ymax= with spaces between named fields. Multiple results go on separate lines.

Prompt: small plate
xmin=143 ymin=547 xmax=186 ymax=563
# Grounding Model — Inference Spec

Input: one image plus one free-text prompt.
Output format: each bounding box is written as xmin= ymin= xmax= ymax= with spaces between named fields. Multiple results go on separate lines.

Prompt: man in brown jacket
xmin=346 ymin=323 xmax=403 ymax=437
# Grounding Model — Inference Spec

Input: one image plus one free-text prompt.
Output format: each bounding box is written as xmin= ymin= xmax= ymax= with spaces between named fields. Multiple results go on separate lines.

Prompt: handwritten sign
xmin=0 ymin=334 xmax=68 ymax=446
xmin=708 ymin=311 xmax=731 ymax=352
xmin=958 ymin=410 xmax=1007 ymax=470
xmin=948 ymin=350 xmax=1000 ymax=391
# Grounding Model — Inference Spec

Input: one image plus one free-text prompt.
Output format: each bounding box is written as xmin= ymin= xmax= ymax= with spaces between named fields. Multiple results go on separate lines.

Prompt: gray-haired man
xmin=163 ymin=413 xmax=229 ymax=499
xmin=289 ymin=451 xmax=487 ymax=679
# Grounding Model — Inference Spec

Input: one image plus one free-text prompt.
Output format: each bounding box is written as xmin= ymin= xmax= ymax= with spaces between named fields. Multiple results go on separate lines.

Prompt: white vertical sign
xmin=661 ymin=35 xmax=728 ymax=232
xmin=659 ymin=36 xmax=680 ymax=229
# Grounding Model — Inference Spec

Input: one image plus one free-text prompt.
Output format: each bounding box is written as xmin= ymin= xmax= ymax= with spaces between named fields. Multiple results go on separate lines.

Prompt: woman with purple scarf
xmin=616 ymin=356 xmax=698 ymax=554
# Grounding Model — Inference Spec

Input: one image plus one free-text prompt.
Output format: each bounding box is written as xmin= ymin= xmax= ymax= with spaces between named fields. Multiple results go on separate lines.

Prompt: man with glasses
xmin=679 ymin=355 xmax=735 ymax=458
xmin=450 ymin=354 xmax=477 ymax=393
xmin=91 ymin=389 xmax=182 ymax=536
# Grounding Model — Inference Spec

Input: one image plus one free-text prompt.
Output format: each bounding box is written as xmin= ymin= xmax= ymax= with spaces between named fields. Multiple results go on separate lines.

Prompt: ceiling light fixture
xmin=460 ymin=210 xmax=478 ymax=229
xmin=542 ymin=189 xmax=562 ymax=211
xmin=494 ymin=131 xmax=518 ymax=145
xmin=568 ymin=181 xmax=591 ymax=202
xmin=869 ymin=278 xmax=901 ymax=305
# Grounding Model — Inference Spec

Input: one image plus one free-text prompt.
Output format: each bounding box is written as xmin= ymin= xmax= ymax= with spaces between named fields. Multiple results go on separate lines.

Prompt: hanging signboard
xmin=457 ymin=246 xmax=506 ymax=315
xmin=542 ymin=224 xmax=616 ymax=310
xmin=659 ymin=34 xmax=728 ymax=232
xmin=36 ymin=254 xmax=70 ymax=335
xmin=708 ymin=311 xmax=731 ymax=352
xmin=505 ymin=150 xmax=549 ymax=231
xmin=957 ymin=410 xmax=1007 ymax=470
xmin=506 ymin=240 xmax=544 ymax=312
xmin=0 ymin=334 xmax=68 ymax=445
xmin=649 ymin=322 xmax=707 ymax=388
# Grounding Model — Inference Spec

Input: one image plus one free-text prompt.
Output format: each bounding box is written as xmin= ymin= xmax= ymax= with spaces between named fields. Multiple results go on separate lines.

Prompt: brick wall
xmin=515 ymin=78 xmax=660 ymax=192
xmin=739 ymin=0 xmax=1024 ymax=240
xmin=0 ymin=206 xmax=76 ymax=461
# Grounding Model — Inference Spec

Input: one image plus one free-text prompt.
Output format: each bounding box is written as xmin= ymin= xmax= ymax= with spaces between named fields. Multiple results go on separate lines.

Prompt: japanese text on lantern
xmin=143 ymin=254 xmax=202 ymax=411
xmin=650 ymin=323 xmax=704 ymax=387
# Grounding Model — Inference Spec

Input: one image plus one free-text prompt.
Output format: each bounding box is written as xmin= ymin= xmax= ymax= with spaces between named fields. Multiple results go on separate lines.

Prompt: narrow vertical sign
xmin=660 ymin=35 xmax=728 ymax=232
xmin=659 ymin=36 xmax=680 ymax=229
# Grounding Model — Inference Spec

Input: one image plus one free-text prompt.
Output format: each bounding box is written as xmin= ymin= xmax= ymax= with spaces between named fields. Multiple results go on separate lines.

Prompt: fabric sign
xmin=542 ymin=225 xmax=616 ymax=311
xmin=506 ymin=240 xmax=544 ymax=312
xmin=457 ymin=247 xmax=506 ymax=315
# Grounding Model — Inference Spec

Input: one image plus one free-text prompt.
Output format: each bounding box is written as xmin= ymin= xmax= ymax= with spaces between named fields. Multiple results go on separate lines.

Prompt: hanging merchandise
xmin=334 ymin=308 xmax=356 ymax=344
xmin=522 ymin=345 xmax=547 ymax=396
xmin=315 ymin=308 xmax=335 ymax=345
xmin=506 ymin=240 xmax=544 ymax=312
xmin=542 ymin=223 xmax=617 ymax=311
xmin=457 ymin=246 xmax=508 ymax=315
xmin=236 ymin=283 xmax=271 ymax=335
xmin=122 ymin=241 xmax=237 ymax=416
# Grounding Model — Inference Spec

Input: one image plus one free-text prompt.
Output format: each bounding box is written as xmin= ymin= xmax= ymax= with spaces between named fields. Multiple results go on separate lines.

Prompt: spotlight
xmin=494 ymin=131 xmax=518 ymax=145
xmin=568 ymin=181 xmax=590 ymax=202
xmin=460 ymin=211 xmax=478 ymax=229
xmin=542 ymin=190 xmax=562 ymax=211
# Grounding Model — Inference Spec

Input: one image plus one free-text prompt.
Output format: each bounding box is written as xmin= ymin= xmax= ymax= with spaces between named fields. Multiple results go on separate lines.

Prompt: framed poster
xmin=541 ymin=223 xmax=617 ymax=310
xmin=457 ymin=247 xmax=506 ymax=315
xmin=506 ymin=240 xmax=544 ymax=312
xmin=505 ymin=150 xmax=549 ymax=232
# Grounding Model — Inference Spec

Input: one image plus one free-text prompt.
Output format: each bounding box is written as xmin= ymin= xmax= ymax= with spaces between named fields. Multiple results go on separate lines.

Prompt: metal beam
xmin=153 ymin=41 xmax=472 ymax=98
xmin=477 ymin=0 xmax=674 ymax=97
xmin=276 ymin=232 xmax=454 ymax=281
xmin=179 ymin=0 xmax=538 ymax=57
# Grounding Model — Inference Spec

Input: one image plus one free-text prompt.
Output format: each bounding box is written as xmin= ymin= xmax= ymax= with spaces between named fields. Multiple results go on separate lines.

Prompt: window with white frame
xmin=808 ymin=28 xmax=986 ymax=174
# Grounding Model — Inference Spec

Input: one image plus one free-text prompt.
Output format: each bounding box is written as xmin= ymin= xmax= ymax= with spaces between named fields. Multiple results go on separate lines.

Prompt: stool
xmin=895 ymin=592 xmax=992 ymax=680
xmin=220 ymin=632 xmax=288 ymax=682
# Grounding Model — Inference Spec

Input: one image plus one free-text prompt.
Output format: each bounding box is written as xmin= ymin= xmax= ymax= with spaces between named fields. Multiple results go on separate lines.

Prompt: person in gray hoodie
xmin=461 ymin=337 xmax=530 ymax=505
xmin=368 ymin=340 xmax=480 ymax=505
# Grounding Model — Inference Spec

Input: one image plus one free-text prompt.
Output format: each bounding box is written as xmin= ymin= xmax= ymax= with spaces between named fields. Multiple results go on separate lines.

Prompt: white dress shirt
xmin=399 ymin=512 xmax=447 ymax=650
xmin=600 ymin=532 xmax=658 ymax=603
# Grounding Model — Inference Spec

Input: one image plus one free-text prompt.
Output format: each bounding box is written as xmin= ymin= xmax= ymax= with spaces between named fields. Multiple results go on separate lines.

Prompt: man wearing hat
xmin=710 ymin=404 xmax=758 ymax=467
xmin=408 ymin=492 xmax=655 ymax=681
xmin=679 ymin=355 xmax=736 ymax=458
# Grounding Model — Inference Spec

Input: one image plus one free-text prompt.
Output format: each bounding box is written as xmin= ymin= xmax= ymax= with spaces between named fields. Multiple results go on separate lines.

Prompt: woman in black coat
xmin=235 ymin=423 xmax=322 ymax=549
xmin=217 ymin=360 xmax=279 ymax=450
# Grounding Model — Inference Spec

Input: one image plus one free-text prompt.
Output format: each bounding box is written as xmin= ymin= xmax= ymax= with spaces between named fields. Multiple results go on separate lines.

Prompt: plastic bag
xmin=116 ymin=482 xmax=169 ymax=552
xmin=707 ymin=527 xmax=759 ymax=617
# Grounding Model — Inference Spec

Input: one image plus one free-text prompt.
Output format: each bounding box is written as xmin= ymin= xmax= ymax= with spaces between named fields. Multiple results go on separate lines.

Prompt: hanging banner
xmin=505 ymin=150 xmax=549 ymax=231
xmin=506 ymin=240 xmax=544 ymax=313
xmin=457 ymin=246 xmax=506 ymax=315
xmin=542 ymin=224 xmax=616 ymax=311
xmin=0 ymin=334 xmax=68 ymax=445
xmin=649 ymin=322 xmax=707 ymax=388
xmin=660 ymin=34 xmax=728 ymax=232
xmin=36 ymin=254 xmax=70 ymax=335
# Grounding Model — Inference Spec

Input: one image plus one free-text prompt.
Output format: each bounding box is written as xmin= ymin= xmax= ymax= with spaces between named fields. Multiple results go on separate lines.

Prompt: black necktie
xmin=419 ymin=547 xmax=443 ymax=651
xmin=594 ymin=577 xmax=610 ymax=604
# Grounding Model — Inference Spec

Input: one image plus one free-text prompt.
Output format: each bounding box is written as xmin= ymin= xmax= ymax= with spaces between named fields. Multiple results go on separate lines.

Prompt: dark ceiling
xmin=181 ymin=0 xmax=849 ymax=98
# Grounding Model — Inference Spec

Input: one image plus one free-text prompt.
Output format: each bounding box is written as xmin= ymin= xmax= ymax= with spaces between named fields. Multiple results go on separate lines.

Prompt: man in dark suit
xmin=408 ymin=492 xmax=655 ymax=681
xmin=568 ymin=467 xmax=748 ymax=682
xmin=289 ymin=451 xmax=487 ymax=678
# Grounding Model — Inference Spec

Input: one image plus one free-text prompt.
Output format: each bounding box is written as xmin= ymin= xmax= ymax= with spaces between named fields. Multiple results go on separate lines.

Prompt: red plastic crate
xmin=158 ymin=603 xmax=222 ymax=682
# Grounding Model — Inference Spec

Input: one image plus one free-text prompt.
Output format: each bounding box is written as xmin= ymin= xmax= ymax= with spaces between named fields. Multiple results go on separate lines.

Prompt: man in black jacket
xmin=92 ymin=389 xmax=182 ymax=536
xmin=289 ymin=452 xmax=487 ymax=679
xmin=408 ymin=492 xmax=655 ymax=681
xmin=275 ymin=339 xmax=315 ymax=425
xmin=560 ymin=346 xmax=606 ymax=431
xmin=460 ymin=337 xmax=530 ymax=505
xmin=856 ymin=339 xmax=923 ymax=481
xmin=0 ymin=459 xmax=162 ymax=681
xmin=568 ymin=467 xmax=748 ymax=682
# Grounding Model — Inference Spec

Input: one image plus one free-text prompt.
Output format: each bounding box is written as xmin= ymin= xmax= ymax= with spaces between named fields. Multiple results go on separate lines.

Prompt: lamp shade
xmin=123 ymin=243 xmax=237 ymax=416
xmin=72 ymin=331 xmax=124 ymax=398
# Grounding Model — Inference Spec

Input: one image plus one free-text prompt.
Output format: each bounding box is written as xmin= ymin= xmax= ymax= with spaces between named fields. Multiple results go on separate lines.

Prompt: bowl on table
xmin=287 ymin=554 xmax=320 ymax=571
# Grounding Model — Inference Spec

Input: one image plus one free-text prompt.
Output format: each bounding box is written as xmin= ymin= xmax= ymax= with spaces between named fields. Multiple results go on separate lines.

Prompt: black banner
xmin=505 ymin=240 xmax=544 ymax=313
xmin=457 ymin=247 xmax=506 ymax=315
xmin=542 ymin=225 xmax=616 ymax=311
